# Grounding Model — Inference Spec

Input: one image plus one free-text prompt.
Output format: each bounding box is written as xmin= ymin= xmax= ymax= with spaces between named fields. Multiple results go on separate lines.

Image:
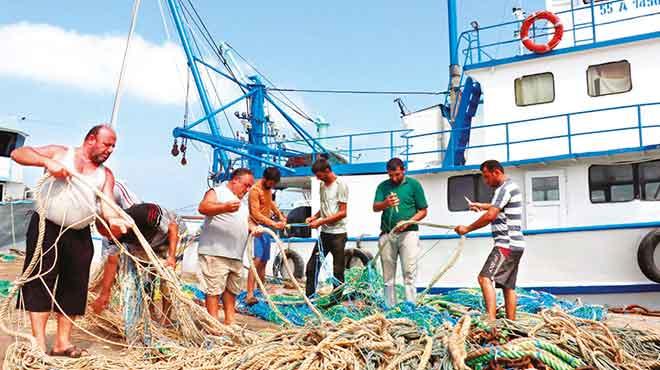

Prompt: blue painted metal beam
xmin=184 ymin=89 xmax=257 ymax=130
xmin=447 ymin=0 xmax=459 ymax=66
xmin=194 ymin=57 xmax=249 ymax=89
xmin=248 ymin=76 xmax=267 ymax=176
xmin=174 ymin=128 xmax=295 ymax=173
xmin=264 ymin=94 xmax=328 ymax=154
xmin=172 ymin=127 xmax=300 ymax=158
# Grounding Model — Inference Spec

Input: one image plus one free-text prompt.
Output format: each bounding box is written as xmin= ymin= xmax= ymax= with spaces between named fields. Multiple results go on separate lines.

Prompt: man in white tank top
xmin=10 ymin=124 xmax=130 ymax=357
xmin=197 ymin=168 xmax=260 ymax=324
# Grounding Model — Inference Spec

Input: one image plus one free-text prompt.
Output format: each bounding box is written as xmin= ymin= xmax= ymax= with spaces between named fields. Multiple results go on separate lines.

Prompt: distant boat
xmin=0 ymin=119 xmax=34 ymax=251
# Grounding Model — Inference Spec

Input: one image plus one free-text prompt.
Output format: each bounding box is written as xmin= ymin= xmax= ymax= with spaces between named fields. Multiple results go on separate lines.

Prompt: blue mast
xmin=447 ymin=0 xmax=459 ymax=66
xmin=247 ymin=76 xmax=266 ymax=176
xmin=447 ymin=0 xmax=461 ymax=116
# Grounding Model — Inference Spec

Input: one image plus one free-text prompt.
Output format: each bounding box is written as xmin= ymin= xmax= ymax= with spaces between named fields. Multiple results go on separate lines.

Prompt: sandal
xmin=49 ymin=345 xmax=89 ymax=358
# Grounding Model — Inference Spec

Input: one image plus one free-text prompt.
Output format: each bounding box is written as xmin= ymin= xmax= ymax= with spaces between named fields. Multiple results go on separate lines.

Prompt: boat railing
xmin=270 ymin=128 xmax=412 ymax=165
xmin=403 ymin=101 xmax=660 ymax=166
xmin=460 ymin=0 xmax=660 ymax=68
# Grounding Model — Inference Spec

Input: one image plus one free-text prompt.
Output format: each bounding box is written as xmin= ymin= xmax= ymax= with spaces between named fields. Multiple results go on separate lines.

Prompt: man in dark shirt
xmin=92 ymin=203 xmax=189 ymax=325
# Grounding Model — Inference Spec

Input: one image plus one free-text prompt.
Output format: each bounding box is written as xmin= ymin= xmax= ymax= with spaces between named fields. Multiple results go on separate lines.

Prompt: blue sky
xmin=0 ymin=0 xmax=541 ymax=211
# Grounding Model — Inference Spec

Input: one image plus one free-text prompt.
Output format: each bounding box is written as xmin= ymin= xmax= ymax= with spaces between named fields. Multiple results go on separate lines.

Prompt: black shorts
xmin=17 ymin=213 xmax=94 ymax=315
xmin=479 ymin=246 xmax=524 ymax=289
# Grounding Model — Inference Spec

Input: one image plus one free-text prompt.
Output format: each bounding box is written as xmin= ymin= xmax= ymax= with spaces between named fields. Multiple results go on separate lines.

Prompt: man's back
xmin=491 ymin=178 xmax=525 ymax=249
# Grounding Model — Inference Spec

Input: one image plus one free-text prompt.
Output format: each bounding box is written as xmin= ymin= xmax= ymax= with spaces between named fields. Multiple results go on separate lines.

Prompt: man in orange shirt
xmin=246 ymin=167 xmax=287 ymax=304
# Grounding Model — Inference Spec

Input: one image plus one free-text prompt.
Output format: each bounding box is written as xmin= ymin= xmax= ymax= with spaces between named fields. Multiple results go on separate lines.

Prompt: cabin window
xmin=587 ymin=61 xmax=631 ymax=97
xmin=448 ymin=174 xmax=494 ymax=211
xmin=589 ymin=160 xmax=660 ymax=203
xmin=639 ymin=161 xmax=660 ymax=201
xmin=0 ymin=132 xmax=25 ymax=157
xmin=589 ymin=164 xmax=635 ymax=203
xmin=514 ymin=72 xmax=555 ymax=106
xmin=532 ymin=176 xmax=560 ymax=202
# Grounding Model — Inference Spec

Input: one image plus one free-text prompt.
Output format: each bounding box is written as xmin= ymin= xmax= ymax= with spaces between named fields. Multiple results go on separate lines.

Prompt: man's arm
xmin=468 ymin=201 xmax=491 ymax=212
xmin=11 ymin=145 xmax=69 ymax=177
xmin=198 ymin=188 xmax=239 ymax=216
xmin=394 ymin=207 xmax=428 ymax=232
xmin=100 ymin=168 xmax=130 ymax=236
xmin=305 ymin=211 xmax=321 ymax=224
xmin=373 ymin=185 xmax=398 ymax=212
xmin=248 ymin=217 xmax=264 ymax=236
xmin=91 ymin=254 xmax=120 ymax=314
xmin=165 ymin=221 xmax=179 ymax=268
xmin=396 ymin=181 xmax=428 ymax=232
xmin=271 ymin=201 xmax=286 ymax=222
xmin=100 ymin=168 xmax=119 ymax=218
xmin=455 ymin=206 xmax=500 ymax=235
xmin=310 ymin=182 xmax=348 ymax=228
xmin=309 ymin=202 xmax=346 ymax=229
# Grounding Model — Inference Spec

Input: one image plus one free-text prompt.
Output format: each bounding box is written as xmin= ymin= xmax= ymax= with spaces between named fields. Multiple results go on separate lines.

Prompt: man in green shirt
xmin=373 ymin=158 xmax=428 ymax=305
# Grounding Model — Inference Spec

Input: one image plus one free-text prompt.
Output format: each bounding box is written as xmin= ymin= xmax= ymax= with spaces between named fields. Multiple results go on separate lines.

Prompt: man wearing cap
xmin=92 ymin=203 xmax=190 ymax=327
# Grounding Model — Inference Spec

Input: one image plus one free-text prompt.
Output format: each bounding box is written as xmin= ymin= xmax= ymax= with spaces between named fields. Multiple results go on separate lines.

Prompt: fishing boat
xmin=0 ymin=118 xmax=33 ymax=252
xmin=116 ymin=0 xmax=660 ymax=306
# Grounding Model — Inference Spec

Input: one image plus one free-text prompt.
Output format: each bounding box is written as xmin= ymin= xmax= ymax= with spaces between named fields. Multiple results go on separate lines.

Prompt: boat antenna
xmin=394 ymin=98 xmax=410 ymax=117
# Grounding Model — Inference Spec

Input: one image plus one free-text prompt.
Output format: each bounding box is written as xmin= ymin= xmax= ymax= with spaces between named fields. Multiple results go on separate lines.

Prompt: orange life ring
xmin=520 ymin=10 xmax=564 ymax=54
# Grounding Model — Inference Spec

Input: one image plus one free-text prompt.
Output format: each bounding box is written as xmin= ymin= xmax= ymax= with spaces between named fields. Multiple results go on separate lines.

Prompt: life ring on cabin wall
xmin=637 ymin=229 xmax=660 ymax=283
xmin=520 ymin=10 xmax=564 ymax=54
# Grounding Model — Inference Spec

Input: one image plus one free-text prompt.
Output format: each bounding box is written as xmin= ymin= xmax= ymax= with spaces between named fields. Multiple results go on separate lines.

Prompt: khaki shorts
xmin=198 ymin=254 xmax=242 ymax=295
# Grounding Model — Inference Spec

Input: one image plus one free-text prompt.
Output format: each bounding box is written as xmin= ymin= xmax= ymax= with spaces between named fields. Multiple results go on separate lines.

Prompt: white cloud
xmin=0 ymin=22 xmax=191 ymax=106
xmin=0 ymin=22 xmax=319 ymax=140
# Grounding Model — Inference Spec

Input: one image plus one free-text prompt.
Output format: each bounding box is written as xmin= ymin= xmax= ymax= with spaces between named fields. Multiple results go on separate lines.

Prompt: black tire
xmin=273 ymin=249 xmax=305 ymax=280
xmin=637 ymin=229 xmax=660 ymax=283
xmin=344 ymin=248 xmax=373 ymax=269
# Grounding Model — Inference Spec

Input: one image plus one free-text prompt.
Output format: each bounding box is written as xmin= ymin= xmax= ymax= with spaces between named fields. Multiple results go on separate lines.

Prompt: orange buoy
xmin=520 ymin=10 xmax=564 ymax=54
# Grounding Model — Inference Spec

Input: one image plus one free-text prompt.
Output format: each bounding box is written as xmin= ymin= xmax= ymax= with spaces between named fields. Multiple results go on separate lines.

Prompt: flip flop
xmin=49 ymin=345 xmax=89 ymax=358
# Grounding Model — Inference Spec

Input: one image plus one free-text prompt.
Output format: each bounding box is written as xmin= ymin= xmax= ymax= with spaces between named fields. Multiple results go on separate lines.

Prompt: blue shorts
xmin=253 ymin=232 xmax=272 ymax=261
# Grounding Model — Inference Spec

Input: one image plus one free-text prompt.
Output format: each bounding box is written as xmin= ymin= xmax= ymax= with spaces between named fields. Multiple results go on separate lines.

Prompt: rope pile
xmin=1 ymin=174 xmax=659 ymax=370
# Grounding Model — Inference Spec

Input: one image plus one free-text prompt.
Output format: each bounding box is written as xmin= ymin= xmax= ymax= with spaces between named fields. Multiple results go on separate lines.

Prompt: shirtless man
xmin=11 ymin=124 xmax=129 ymax=357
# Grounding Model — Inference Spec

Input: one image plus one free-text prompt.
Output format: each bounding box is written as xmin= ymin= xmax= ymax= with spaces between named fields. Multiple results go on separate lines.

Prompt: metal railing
xmin=403 ymin=101 xmax=660 ymax=165
xmin=460 ymin=0 xmax=660 ymax=67
xmin=260 ymin=101 xmax=660 ymax=173
xmin=272 ymin=128 xmax=412 ymax=165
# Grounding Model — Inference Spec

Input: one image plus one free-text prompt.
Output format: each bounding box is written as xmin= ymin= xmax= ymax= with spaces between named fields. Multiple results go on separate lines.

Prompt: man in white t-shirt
xmin=197 ymin=168 xmax=260 ymax=324
xmin=305 ymin=159 xmax=348 ymax=298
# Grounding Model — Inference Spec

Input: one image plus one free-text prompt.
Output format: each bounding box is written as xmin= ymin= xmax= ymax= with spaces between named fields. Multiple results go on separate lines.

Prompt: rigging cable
xmin=267 ymin=88 xmax=448 ymax=95
xmin=178 ymin=1 xmax=239 ymax=138
xmin=180 ymin=0 xmax=248 ymax=96
xmin=225 ymin=42 xmax=316 ymax=123
xmin=110 ymin=0 xmax=142 ymax=129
